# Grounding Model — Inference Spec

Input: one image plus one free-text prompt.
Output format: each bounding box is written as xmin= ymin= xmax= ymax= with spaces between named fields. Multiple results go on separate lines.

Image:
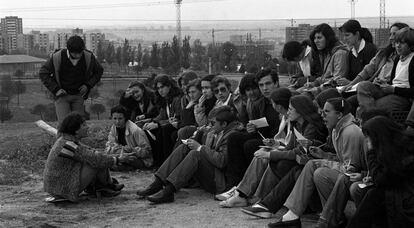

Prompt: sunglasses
xmin=213 ymin=87 xmax=228 ymax=94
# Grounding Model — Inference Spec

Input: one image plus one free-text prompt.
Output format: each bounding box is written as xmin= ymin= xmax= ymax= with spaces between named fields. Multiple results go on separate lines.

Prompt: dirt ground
xmin=0 ymin=170 xmax=322 ymax=228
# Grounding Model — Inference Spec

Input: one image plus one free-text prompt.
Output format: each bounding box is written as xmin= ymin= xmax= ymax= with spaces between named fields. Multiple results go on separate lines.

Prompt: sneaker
xmin=214 ymin=186 xmax=237 ymax=201
xmin=219 ymin=190 xmax=248 ymax=208
xmin=241 ymin=203 xmax=275 ymax=219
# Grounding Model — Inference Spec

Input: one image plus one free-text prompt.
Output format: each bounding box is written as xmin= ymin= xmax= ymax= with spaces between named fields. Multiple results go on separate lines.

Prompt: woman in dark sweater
xmin=143 ymin=75 xmax=183 ymax=166
xmin=119 ymin=81 xmax=158 ymax=124
xmin=340 ymin=19 xmax=377 ymax=82
xmin=348 ymin=116 xmax=414 ymax=228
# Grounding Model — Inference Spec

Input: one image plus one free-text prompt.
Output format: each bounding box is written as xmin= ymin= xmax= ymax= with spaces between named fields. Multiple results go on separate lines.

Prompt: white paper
xmin=248 ymin=117 xmax=269 ymax=128
xmin=336 ymin=82 xmax=359 ymax=93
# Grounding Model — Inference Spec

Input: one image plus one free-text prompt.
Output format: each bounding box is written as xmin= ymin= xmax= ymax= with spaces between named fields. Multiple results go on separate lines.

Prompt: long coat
xmin=43 ymin=134 xmax=115 ymax=202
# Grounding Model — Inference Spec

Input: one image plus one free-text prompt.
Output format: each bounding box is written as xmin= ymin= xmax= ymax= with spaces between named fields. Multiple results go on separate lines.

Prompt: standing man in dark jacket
xmin=39 ymin=35 xmax=104 ymax=123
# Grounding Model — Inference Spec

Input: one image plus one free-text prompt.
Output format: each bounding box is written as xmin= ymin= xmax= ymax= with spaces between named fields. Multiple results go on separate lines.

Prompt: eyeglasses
xmin=213 ymin=87 xmax=228 ymax=94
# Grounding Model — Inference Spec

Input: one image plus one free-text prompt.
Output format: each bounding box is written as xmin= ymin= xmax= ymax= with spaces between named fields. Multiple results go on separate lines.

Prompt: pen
xmin=257 ymin=131 xmax=265 ymax=140
xmin=317 ymin=143 xmax=326 ymax=148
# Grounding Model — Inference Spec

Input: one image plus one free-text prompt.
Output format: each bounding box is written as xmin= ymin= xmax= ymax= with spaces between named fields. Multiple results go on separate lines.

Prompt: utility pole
xmin=380 ymin=0 xmax=386 ymax=29
xmin=175 ymin=0 xmax=183 ymax=46
xmin=259 ymin=28 xmax=261 ymax=42
xmin=212 ymin=28 xmax=215 ymax=47
xmin=350 ymin=0 xmax=356 ymax=19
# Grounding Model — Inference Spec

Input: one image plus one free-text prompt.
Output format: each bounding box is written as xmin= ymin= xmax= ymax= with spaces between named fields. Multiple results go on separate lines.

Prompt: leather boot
xmin=146 ymin=183 xmax=175 ymax=204
xmin=136 ymin=176 xmax=163 ymax=197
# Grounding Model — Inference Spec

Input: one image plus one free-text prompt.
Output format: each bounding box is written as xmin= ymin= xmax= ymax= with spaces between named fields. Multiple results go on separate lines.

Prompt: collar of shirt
xmin=302 ymin=46 xmax=312 ymax=60
xmin=351 ymin=39 xmax=366 ymax=58
xmin=216 ymin=93 xmax=232 ymax=107
xmin=66 ymin=49 xmax=81 ymax=66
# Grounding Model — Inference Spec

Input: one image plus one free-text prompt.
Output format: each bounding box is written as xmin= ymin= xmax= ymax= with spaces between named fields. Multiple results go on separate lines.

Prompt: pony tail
xmin=360 ymin=27 xmax=373 ymax=43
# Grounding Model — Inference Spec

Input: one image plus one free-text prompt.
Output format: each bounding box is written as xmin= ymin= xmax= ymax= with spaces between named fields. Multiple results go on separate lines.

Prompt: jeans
xmin=155 ymin=144 xmax=217 ymax=193
xmin=236 ymin=157 xmax=280 ymax=200
xmin=55 ymin=94 xmax=84 ymax=123
xmin=284 ymin=159 xmax=342 ymax=216
xmin=357 ymin=81 xmax=410 ymax=111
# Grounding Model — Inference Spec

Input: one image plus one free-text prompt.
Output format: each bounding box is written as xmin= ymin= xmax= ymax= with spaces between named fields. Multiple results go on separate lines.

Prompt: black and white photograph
xmin=1 ymin=0 xmax=414 ymax=227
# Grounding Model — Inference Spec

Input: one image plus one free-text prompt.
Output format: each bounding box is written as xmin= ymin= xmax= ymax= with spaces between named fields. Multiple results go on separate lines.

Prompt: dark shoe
xmin=136 ymin=178 xmax=163 ymax=197
xmin=146 ymin=188 xmax=174 ymax=204
xmin=241 ymin=203 xmax=275 ymax=219
xmin=97 ymin=188 xmax=121 ymax=197
xmin=109 ymin=182 xmax=125 ymax=191
xmin=268 ymin=218 xmax=301 ymax=228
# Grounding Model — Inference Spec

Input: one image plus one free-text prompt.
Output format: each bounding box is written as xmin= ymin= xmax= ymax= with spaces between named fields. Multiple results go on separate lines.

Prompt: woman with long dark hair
xmin=119 ymin=81 xmax=158 ymax=123
xmin=340 ymin=19 xmax=377 ymax=82
xmin=309 ymin=23 xmax=349 ymax=87
xmin=347 ymin=116 xmax=414 ymax=228
xmin=143 ymin=75 xmax=183 ymax=166
xmin=269 ymin=98 xmax=366 ymax=228
xmin=219 ymin=95 xmax=328 ymax=208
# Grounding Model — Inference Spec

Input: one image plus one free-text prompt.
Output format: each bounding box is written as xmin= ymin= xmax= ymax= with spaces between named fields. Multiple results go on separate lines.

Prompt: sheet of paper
xmin=248 ymin=117 xmax=269 ymax=128
xmin=336 ymin=82 xmax=359 ymax=93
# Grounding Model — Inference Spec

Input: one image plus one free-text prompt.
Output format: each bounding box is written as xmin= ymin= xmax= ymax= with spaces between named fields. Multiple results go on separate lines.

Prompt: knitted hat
xmin=314 ymin=88 xmax=341 ymax=109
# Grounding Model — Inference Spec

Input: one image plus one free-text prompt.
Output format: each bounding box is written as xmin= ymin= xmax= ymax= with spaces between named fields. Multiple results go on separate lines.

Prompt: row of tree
xmin=95 ymin=36 xmax=278 ymax=74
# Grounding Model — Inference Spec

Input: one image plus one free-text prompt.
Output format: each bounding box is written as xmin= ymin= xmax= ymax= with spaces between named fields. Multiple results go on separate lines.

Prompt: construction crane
xmin=175 ymin=0 xmax=183 ymax=46
xmin=380 ymin=0 xmax=386 ymax=28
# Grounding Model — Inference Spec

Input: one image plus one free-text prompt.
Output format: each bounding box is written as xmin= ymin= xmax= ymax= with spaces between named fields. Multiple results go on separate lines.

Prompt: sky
xmin=0 ymin=0 xmax=413 ymax=29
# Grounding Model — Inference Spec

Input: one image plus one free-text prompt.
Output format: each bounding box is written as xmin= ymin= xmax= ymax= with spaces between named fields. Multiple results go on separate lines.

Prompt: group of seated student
xmin=42 ymin=19 xmax=414 ymax=228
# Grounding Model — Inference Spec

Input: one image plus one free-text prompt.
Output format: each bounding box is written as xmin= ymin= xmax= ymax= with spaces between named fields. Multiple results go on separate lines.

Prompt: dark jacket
xmin=153 ymin=94 xmax=183 ymax=126
xmin=251 ymin=96 xmax=281 ymax=138
xmin=39 ymin=49 xmax=103 ymax=99
xmin=119 ymin=91 xmax=159 ymax=121
xmin=269 ymin=119 xmax=328 ymax=162
xmin=43 ymin=134 xmax=115 ymax=202
xmin=390 ymin=54 xmax=414 ymax=99
xmin=366 ymin=148 xmax=414 ymax=228
xmin=199 ymin=121 xmax=244 ymax=193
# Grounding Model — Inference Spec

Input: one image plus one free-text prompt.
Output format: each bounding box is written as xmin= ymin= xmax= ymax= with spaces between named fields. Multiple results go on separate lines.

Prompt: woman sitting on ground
xmin=119 ymin=80 xmax=158 ymax=124
xmin=339 ymin=19 xmax=377 ymax=83
xmin=297 ymin=23 xmax=349 ymax=94
xmin=348 ymin=116 xmax=414 ymax=228
xmin=43 ymin=112 xmax=134 ymax=202
xmin=268 ymin=98 xmax=366 ymax=228
xmin=219 ymin=94 xmax=328 ymax=209
xmin=143 ymin=75 xmax=183 ymax=167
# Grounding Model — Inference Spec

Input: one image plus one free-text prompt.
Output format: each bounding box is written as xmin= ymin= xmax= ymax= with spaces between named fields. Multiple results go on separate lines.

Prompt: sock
xmin=282 ymin=210 xmax=299 ymax=221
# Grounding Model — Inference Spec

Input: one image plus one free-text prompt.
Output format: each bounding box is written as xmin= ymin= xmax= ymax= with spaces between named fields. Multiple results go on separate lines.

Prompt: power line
xmin=0 ymin=0 xmax=229 ymax=12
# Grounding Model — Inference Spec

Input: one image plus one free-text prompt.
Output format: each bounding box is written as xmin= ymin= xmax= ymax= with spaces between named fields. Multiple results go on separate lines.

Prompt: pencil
xmin=257 ymin=131 xmax=265 ymax=140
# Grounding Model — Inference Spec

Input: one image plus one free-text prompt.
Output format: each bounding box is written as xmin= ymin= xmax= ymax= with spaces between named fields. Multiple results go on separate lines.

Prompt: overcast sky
xmin=0 ymin=0 xmax=413 ymax=28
